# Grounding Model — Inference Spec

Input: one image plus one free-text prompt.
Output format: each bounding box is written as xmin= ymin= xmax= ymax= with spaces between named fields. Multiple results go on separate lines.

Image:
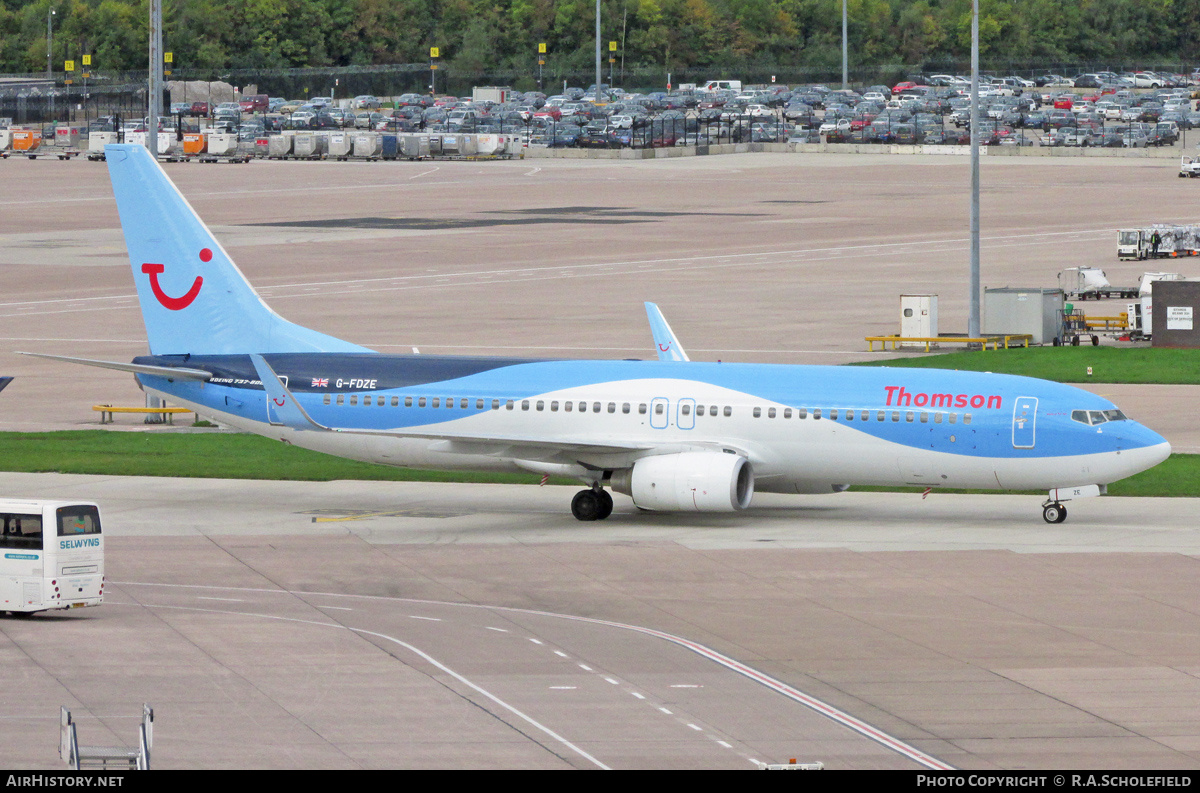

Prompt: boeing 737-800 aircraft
xmin=24 ymin=144 xmax=1171 ymax=523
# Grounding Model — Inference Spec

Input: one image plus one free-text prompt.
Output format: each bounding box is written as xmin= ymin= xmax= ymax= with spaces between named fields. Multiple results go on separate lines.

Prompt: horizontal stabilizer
xmin=16 ymin=352 xmax=212 ymax=381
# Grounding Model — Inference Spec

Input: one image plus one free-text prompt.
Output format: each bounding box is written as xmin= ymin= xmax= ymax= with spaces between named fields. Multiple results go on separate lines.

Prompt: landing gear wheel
xmin=571 ymin=489 xmax=602 ymax=521
xmin=596 ymin=489 xmax=613 ymax=520
xmin=1042 ymin=503 xmax=1067 ymax=524
xmin=1092 ymin=335 xmax=1099 ymax=346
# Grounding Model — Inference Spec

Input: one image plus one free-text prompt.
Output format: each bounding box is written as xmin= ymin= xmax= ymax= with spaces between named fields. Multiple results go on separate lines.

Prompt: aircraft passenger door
xmin=265 ymin=375 xmax=289 ymax=426
xmin=1012 ymin=396 xmax=1037 ymax=448
xmin=677 ymin=398 xmax=696 ymax=430
xmin=649 ymin=397 xmax=670 ymax=429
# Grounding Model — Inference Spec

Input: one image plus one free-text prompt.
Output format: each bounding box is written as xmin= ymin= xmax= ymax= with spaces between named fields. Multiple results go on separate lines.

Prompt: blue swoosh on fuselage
xmin=134 ymin=354 xmax=1165 ymax=459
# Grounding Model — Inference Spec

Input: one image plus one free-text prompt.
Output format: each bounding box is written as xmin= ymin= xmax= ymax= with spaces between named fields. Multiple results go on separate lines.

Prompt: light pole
xmin=968 ymin=0 xmax=981 ymax=339
xmin=595 ymin=0 xmax=604 ymax=103
xmin=46 ymin=7 xmax=55 ymax=80
xmin=842 ymin=0 xmax=848 ymax=90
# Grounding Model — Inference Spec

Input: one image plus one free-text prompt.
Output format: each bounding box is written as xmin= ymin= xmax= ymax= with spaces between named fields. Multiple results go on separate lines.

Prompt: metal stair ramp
xmin=60 ymin=704 xmax=153 ymax=770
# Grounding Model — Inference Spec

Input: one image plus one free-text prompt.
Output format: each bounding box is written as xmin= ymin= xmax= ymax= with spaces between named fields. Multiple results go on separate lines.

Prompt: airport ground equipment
xmin=1057 ymin=267 xmax=1139 ymax=300
xmin=983 ymin=287 xmax=1064 ymax=345
xmin=60 ymin=704 xmax=152 ymax=770
xmin=899 ymin=295 xmax=937 ymax=349
xmin=1119 ymin=226 xmax=1200 ymax=259
xmin=1181 ymin=155 xmax=1200 ymax=177
xmin=865 ymin=334 xmax=1031 ymax=351
xmin=92 ymin=404 xmax=193 ymax=424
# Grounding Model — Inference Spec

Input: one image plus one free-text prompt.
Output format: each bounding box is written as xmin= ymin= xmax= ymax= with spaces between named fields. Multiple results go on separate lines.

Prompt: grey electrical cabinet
xmin=983 ymin=288 xmax=1064 ymax=345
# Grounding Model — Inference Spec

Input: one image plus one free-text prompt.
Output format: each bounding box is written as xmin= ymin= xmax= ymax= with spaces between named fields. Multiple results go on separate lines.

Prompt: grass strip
xmin=0 ymin=430 xmax=556 ymax=485
xmin=851 ymin=346 xmax=1200 ymax=385
xmin=0 ymin=430 xmax=1193 ymax=497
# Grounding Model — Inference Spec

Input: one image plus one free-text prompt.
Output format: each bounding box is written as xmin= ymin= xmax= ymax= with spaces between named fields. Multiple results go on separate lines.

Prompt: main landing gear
xmin=1042 ymin=501 xmax=1067 ymax=524
xmin=571 ymin=487 xmax=613 ymax=521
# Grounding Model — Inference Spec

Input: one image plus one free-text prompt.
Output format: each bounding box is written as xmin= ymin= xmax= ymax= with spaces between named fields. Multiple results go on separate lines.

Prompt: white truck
xmin=1180 ymin=155 xmax=1200 ymax=178
xmin=699 ymin=80 xmax=742 ymax=93
xmin=1126 ymin=273 xmax=1189 ymax=340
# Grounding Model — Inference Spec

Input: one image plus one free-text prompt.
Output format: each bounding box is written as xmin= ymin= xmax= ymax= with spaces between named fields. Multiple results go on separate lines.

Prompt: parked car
xmin=239 ymin=94 xmax=269 ymax=113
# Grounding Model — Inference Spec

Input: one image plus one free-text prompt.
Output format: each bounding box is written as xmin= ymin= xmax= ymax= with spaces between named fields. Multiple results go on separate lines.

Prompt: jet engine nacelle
xmin=612 ymin=452 xmax=754 ymax=512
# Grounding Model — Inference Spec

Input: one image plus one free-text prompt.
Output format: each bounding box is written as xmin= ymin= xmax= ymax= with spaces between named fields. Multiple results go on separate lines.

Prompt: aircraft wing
xmin=0 ymin=377 xmax=11 ymax=393
xmin=645 ymin=302 xmax=690 ymax=362
xmin=249 ymin=354 xmax=654 ymax=461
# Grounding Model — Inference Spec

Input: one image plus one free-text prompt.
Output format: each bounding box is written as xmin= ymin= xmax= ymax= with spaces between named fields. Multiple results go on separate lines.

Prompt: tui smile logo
xmin=142 ymin=247 xmax=210 ymax=310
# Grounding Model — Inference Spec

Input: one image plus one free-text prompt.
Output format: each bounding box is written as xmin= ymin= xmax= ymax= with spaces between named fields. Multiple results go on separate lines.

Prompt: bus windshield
xmin=57 ymin=505 xmax=101 ymax=537
xmin=1 ymin=513 xmax=43 ymax=550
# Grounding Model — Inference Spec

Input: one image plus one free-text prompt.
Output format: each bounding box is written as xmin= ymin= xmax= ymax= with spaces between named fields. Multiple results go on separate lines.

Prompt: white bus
xmin=0 ymin=500 xmax=104 ymax=614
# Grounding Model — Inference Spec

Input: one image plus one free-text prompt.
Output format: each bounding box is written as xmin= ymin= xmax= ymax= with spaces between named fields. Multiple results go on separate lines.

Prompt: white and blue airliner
xmin=25 ymin=144 xmax=1171 ymax=523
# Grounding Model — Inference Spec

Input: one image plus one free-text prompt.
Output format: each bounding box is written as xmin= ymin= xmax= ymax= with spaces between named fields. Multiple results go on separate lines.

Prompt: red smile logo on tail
xmin=142 ymin=248 xmax=210 ymax=310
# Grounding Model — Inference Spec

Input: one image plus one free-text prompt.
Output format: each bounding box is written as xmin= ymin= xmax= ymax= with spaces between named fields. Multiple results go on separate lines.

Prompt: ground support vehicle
xmin=0 ymin=500 xmax=103 ymax=614
xmin=1118 ymin=226 xmax=1200 ymax=259
xmin=1058 ymin=267 xmax=1139 ymax=300
xmin=1181 ymin=155 xmax=1200 ymax=177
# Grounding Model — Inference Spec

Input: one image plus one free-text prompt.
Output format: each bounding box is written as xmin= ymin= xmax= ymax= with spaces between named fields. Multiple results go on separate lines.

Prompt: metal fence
xmin=0 ymin=83 xmax=155 ymax=126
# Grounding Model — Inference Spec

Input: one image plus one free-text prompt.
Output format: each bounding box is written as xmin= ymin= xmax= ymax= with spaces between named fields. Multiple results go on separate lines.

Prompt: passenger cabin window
xmin=324 ymin=395 xmax=331 ymax=405
xmin=0 ymin=513 xmax=42 ymax=550
xmin=406 ymin=397 xmax=413 ymax=407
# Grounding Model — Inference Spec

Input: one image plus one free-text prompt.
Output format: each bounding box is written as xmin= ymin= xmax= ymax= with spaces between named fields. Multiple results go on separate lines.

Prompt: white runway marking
xmin=115 ymin=580 xmax=951 ymax=770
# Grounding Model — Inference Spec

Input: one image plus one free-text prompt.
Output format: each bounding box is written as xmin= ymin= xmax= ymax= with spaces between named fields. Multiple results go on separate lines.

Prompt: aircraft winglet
xmin=249 ymin=354 xmax=330 ymax=431
xmin=645 ymin=302 xmax=690 ymax=362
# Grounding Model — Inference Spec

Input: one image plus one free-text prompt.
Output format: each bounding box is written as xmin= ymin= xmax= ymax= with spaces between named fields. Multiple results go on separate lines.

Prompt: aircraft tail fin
xmin=104 ymin=143 xmax=371 ymax=356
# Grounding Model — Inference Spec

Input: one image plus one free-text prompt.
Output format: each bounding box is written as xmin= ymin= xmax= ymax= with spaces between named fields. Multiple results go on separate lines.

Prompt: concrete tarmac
xmin=1 ymin=152 xmax=1199 ymax=769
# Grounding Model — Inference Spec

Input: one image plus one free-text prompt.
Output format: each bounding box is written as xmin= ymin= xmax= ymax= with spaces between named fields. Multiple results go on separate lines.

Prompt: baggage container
xmin=0 ymin=129 xmax=11 ymax=150
xmin=182 ymin=133 xmax=206 ymax=156
xmin=400 ymin=134 xmax=430 ymax=159
xmin=268 ymin=134 xmax=293 ymax=158
xmin=293 ymin=132 xmax=325 ymax=158
xmin=156 ymin=132 xmax=176 ymax=154
xmin=11 ymin=129 xmax=42 ymax=151
xmin=206 ymin=132 xmax=238 ymax=156
xmin=254 ymin=136 xmax=270 ymax=157
xmin=55 ymin=125 xmax=83 ymax=149
xmin=427 ymin=134 xmax=443 ymax=156
xmin=441 ymin=134 xmax=462 ymax=155
xmin=88 ymin=131 xmax=117 ymax=154
xmin=476 ymin=134 xmax=506 ymax=156
xmin=352 ymin=132 xmax=381 ymax=158
xmin=381 ymin=133 xmax=398 ymax=160
xmin=327 ymin=133 xmax=351 ymax=159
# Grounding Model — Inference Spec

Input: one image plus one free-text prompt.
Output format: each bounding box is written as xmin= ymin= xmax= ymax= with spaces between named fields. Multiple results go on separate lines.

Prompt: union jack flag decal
xmin=311 ymin=377 xmax=329 ymax=387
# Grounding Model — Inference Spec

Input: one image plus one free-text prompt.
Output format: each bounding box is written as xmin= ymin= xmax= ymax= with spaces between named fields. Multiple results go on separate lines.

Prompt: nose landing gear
xmin=571 ymin=487 xmax=614 ymax=521
xmin=1042 ymin=501 xmax=1067 ymax=524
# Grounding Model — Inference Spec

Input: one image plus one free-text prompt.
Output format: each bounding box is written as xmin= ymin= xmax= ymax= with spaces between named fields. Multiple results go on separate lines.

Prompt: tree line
xmin=1 ymin=0 xmax=1194 ymax=82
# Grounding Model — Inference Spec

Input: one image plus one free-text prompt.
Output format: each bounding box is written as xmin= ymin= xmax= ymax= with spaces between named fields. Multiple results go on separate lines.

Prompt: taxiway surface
xmin=1 ymin=152 xmax=1198 ymax=769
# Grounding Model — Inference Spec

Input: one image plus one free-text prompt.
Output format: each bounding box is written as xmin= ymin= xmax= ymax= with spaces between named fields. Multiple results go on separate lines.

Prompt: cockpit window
xmin=1072 ymin=409 xmax=1128 ymax=425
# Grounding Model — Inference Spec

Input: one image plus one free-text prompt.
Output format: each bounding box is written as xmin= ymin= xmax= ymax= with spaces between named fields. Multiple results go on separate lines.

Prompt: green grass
xmin=0 ymin=431 xmax=558 ymax=485
xmin=852 ymin=346 xmax=1200 ymax=384
xmin=0 ymin=430 xmax=1193 ymax=497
